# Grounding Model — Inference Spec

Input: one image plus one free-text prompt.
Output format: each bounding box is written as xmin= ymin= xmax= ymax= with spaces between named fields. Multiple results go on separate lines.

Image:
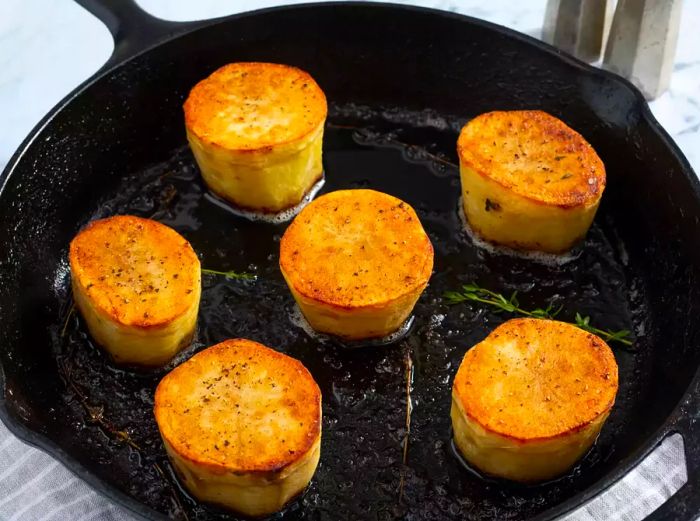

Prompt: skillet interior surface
xmin=1 ymin=4 xmax=700 ymax=520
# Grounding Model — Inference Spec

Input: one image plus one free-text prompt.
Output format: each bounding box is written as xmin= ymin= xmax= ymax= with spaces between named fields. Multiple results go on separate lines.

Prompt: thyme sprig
xmin=573 ymin=313 xmax=632 ymax=346
xmin=201 ymin=268 xmax=256 ymax=280
xmin=444 ymin=283 xmax=632 ymax=346
xmin=398 ymin=349 xmax=414 ymax=503
xmin=60 ymin=302 xmax=75 ymax=338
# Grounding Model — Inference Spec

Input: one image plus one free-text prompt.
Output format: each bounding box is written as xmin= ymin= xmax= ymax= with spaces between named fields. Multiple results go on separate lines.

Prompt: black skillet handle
xmin=74 ymin=0 xmax=210 ymax=73
xmin=645 ymin=374 xmax=700 ymax=521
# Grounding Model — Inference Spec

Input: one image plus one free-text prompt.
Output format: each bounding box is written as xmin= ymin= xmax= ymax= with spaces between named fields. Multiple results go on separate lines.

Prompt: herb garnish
xmin=201 ymin=268 xmax=256 ymax=280
xmin=444 ymin=283 xmax=632 ymax=346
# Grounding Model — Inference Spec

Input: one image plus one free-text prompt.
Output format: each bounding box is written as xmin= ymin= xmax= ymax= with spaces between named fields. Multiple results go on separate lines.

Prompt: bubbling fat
xmin=288 ymin=304 xmax=415 ymax=348
xmin=204 ymin=176 xmax=325 ymax=224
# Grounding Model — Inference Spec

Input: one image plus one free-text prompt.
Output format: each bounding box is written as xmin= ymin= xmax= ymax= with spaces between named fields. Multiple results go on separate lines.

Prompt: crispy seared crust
xmin=279 ymin=189 xmax=434 ymax=309
xmin=69 ymin=215 xmax=200 ymax=328
xmin=184 ymin=62 xmax=327 ymax=153
xmin=154 ymin=339 xmax=322 ymax=475
xmin=457 ymin=110 xmax=605 ymax=209
xmin=453 ymin=318 xmax=618 ymax=442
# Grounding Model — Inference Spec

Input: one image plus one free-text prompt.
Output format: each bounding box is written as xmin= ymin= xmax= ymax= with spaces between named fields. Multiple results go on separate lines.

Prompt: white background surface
xmin=0 ymin=1 xmax=698 ymax=520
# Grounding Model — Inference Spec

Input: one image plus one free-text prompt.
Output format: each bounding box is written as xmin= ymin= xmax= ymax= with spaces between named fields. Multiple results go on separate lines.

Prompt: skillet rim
xmin=0 ymin=3 xmax=698 ymax=520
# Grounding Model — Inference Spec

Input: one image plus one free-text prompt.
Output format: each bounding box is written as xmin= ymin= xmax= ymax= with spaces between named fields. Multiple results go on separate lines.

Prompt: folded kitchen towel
xmin=0 ymin=420 xmax=690 ymax=521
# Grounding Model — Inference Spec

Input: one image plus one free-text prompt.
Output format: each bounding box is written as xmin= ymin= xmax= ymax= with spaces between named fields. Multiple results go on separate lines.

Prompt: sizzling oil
xmin=51 ymin=104 xmax=648 ymax=521
xmin=288 ymin=305 xmax=415 ymax=349
xmin=204 ymin=176 xmax=326 ymax=224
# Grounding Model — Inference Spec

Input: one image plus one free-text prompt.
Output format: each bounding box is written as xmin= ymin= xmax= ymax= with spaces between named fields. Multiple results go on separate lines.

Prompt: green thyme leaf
xmin=444 ymin=283 xmax=632 ymax=346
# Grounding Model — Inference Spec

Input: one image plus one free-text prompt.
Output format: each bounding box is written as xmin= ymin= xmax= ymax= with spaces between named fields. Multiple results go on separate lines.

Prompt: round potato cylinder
xmin=451 ymin=318 xmax=618 ymax=482
xmin=457 ymin=110 xmax=605 ymax=253
xmin=279 ymin=189 xmax=434 ymax=340
xmin=69 ymin=215 xmax=201 ymax=366
xmin=154 ymin=339 xmax=322 ymax=517
xmin=184 ymin=62 xmax=327 ymax=213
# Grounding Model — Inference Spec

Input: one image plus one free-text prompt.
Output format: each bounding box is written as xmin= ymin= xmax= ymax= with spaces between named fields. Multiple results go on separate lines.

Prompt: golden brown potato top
xmin=453 ymin=318 xmax=618 ymax=441
xmin=154 ymin=339 xmax=321 ymax=474
xmin=279 ymin=189 xmax=434 ymax=309
xmin=69 ymin=215 xmax=200 ymax=328
xmin=457 ymin=110 xmax=605 ymax=208
xmin=184 ymin=62 xmax=327 ymax=152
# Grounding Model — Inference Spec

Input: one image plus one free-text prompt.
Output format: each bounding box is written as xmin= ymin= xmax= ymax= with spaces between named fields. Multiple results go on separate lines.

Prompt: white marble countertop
xmin=0 ymin=2 xmax=699 ymax=521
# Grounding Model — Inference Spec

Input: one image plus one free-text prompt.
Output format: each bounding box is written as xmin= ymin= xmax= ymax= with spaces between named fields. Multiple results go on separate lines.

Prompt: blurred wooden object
xmin=603 ymin=0 xmax=682 ymax=100
xmin=542 ymin=0 xmax=614 ymax=63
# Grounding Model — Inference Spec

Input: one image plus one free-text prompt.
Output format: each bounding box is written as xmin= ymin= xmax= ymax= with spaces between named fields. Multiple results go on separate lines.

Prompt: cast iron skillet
xmin=0 ymin=1 xmax=699 ymax=520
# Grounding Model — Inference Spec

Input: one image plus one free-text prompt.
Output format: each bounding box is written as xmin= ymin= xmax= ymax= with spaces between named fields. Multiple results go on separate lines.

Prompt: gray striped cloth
xmin=0 ymin=420 xmax=689 ymax=520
